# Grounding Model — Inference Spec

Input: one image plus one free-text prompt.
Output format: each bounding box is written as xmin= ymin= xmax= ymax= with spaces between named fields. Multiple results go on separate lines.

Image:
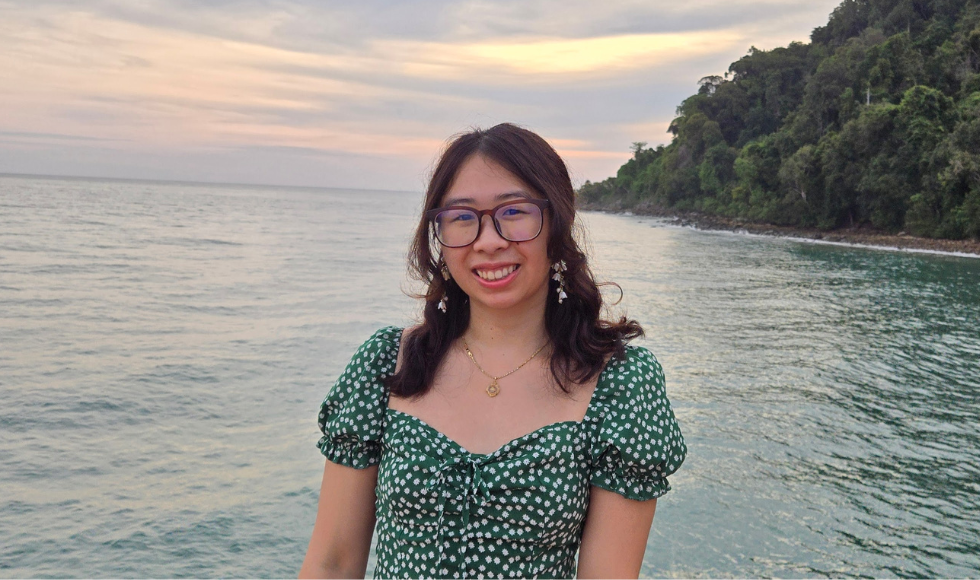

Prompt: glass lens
xmin=495 ymin=202 xmax=542 ymax=242
xmin=434 ymin=208 xmax=479 ymax=247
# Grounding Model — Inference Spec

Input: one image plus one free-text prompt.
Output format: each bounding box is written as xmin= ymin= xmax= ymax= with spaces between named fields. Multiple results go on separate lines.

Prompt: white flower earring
xmin=438 ymin=259 xmax=451 ymax=313
xmin=552 ymin=260 xmax=568 ymax=304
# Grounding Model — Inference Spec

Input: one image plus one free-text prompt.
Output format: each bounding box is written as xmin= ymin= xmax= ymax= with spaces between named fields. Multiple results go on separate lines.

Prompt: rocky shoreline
xmin=579 ymin=203 xmax=980 ymax=257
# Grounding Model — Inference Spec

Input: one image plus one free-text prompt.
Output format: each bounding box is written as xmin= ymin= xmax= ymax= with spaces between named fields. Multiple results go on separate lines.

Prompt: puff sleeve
xmin=590 ymin=346 xmax=687 ymax=501
xmin=316 ymin=326 xmax=401 ymax=469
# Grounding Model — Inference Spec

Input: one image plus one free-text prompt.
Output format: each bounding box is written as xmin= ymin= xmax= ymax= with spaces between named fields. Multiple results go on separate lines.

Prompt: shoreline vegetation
xmin=578 ymin=0 xmax=980 ymax=247
xmin=580 ymin=200 xmax=980 ymax=256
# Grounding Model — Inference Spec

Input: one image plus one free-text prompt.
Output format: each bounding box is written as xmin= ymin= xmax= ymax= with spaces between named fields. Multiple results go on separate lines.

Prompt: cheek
xmin=442 ymin=249 xmax=468 ymax=276
xmin=520 ymin=240 xmax=551 ymax=275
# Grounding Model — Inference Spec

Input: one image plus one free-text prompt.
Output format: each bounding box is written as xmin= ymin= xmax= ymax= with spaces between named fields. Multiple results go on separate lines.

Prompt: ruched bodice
xmin=317 ymin=326 xmax=686 ymax=579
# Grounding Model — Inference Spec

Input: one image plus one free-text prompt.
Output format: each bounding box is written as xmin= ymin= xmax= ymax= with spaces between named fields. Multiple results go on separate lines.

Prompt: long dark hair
xmin=389 ymin=123 xmax=643 ymax=397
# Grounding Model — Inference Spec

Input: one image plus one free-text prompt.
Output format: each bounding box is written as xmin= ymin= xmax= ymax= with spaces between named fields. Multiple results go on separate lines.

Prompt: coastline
xmin=579 ymin=203 xmax=980 ymax=258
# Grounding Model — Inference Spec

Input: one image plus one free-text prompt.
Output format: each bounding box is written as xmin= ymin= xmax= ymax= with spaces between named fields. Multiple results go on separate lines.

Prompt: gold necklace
xmin=462 ymin=339 xmax=548 ymax=398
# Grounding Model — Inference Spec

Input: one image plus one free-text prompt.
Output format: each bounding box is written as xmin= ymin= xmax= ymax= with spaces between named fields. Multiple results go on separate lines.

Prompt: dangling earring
xmin=552 ymin=260 xmax=568 ymax=304
xmin=438 ymin=259 xmax=451 ymax=313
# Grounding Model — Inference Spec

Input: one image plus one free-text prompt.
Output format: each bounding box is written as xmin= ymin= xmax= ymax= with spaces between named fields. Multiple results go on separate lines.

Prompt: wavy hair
xmin=388 ymin=123 xmax=643 ymax=397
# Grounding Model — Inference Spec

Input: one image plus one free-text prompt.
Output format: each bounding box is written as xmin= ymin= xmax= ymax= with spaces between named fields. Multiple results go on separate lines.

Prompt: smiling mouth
xmin=474 ymin=264 xmax=519 ymax=281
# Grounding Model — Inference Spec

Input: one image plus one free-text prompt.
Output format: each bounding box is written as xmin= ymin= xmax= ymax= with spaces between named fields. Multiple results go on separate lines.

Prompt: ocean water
xmin=1 ymin=175 xmax=978 ymax=578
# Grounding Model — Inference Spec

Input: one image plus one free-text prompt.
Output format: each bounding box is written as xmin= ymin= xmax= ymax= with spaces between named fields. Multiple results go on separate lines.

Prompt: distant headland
xmin=579 ymin=0 xmax=980 ymax=253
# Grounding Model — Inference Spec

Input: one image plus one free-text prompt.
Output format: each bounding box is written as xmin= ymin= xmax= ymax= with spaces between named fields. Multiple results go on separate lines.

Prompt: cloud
xmin=0 ymin=130 xmax=127 ymax=142
xmin=384 ymin=30 xmax=748 ymax=83
xmin=0 ymin=0 xmax=845 ymax=188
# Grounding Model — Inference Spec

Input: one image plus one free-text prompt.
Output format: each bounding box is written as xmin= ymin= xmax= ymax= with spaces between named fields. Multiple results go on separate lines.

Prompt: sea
xmin=1 ymin=174 xmax=979 ymax=578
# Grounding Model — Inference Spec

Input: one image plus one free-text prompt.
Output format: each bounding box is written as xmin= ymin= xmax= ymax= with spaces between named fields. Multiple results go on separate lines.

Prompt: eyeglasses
xmin=425 ymin=198 xmax=550 ymax=248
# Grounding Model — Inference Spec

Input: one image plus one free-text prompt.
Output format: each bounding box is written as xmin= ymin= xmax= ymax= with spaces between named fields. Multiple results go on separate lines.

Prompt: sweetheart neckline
xmin=380 ymin=325 xmax=634 ymax=458
xmin=384 ymin=407 xmax=589 ymax=458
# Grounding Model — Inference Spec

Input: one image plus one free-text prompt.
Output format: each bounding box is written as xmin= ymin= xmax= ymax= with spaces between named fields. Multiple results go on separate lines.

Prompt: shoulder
xmin=340 ymin=325 xmax=403 ymax=376
xmin=601 ymin=345 xmax=666 ymax=398
xmin=620 ymin=344 xmax=662 ymax=371
xmin=598 ymin=345 xmax=671 ymax=429
xmin=394 ymin=325 xmax=420 ymax=374
xmin=624 ymin=345 xmax=666 ymax=389
xmin=357 ymin=325 xmax=403 ymax=357
xmin=323 ymin=325 xmax=403 ymax=410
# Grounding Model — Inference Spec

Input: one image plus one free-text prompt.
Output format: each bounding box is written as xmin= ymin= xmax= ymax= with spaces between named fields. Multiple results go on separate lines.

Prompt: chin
xmin=467 ymin=290 xmax=548 ymax=312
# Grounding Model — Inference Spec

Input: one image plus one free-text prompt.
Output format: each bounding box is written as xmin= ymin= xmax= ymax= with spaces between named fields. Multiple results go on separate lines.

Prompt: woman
xmin=300 ymin=123 xmax=686 ymax=579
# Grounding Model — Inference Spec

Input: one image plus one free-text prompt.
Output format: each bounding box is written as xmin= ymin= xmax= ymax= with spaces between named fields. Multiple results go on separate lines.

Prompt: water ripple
xmin=2 ymin=177 xmax=979 ymax=577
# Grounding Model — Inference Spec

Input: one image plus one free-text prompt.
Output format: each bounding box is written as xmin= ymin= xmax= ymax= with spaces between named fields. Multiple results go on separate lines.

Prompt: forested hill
xmin=580 ymin=0 xmax=980 ymax=240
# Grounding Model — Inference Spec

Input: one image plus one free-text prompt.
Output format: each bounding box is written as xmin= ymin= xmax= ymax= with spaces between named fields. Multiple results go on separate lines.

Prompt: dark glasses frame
xmin=425 ymin=198 xmax=551 ymax=248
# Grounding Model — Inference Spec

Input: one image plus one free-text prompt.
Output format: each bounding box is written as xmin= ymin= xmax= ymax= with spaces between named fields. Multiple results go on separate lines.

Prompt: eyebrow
xmin=441 ymin=191 xmax=529 ymax=206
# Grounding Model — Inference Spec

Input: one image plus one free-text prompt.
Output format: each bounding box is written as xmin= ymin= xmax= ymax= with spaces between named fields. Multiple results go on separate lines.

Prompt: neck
xmin=465 ymin=298 xmax=548 ymax=352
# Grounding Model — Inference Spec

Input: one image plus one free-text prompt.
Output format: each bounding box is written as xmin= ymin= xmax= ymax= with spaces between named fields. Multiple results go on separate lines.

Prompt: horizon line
xmin=0 ymin=171 xmax=419 ymax=195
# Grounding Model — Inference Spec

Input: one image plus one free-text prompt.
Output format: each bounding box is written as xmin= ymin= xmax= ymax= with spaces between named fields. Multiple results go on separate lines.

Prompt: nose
xmin=471 ymin=214 xmax=508 ymax=253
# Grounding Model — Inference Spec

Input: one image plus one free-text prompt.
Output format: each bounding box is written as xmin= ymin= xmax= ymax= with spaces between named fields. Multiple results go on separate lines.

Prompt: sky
xmin=0 ymin=0 xmax=845 ymax=191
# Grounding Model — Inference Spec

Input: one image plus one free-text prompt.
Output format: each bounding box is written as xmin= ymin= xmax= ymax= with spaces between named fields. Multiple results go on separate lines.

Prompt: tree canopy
xmin=580 ymin=0 xmax=980 ymax=239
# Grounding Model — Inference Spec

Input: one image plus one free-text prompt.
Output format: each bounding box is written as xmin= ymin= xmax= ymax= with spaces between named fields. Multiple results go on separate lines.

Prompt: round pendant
xmin=486 ymin=381 xmax=500 ymax=397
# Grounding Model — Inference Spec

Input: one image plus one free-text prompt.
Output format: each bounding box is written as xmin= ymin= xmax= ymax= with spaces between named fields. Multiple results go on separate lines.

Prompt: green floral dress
xmin=317 ymin=327 xmax=686 ymax=579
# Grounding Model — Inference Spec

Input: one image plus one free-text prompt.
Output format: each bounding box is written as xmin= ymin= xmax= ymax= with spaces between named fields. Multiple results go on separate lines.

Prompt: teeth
xmin=476 ymin=265 xmax=517 ymax=281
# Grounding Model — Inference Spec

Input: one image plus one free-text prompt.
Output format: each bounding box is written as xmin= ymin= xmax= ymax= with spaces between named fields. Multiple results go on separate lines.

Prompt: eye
xmin=500 ymin=206 xmax=528 ymax=217
xmin=439 ymin=209 xmax=476 ymax=223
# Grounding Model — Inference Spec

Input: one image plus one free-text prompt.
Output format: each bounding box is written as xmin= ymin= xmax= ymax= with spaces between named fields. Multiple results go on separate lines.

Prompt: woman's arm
xmin=299 ymin=461 xmax=379 ymax=579
xmin=576 ymin=486 xmax=658 ymax=579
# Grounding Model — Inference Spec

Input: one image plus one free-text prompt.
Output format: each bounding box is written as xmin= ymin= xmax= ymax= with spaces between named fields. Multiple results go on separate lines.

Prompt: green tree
xmin=578 ymin=0 xmax=980 ymax=240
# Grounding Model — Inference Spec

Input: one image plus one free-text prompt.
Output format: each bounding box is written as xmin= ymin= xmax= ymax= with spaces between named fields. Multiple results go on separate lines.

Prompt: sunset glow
xmin=0 ymin=1 xmax=844 ymax=189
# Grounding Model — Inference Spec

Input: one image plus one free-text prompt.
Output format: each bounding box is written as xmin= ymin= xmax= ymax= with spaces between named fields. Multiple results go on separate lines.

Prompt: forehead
xmin=441 ymin=155 xmax=535 ymax=206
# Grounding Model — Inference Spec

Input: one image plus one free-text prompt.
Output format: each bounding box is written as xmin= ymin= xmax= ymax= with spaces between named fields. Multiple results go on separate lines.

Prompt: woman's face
xmin=437 ymin=154 xmax=551 ymax=315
